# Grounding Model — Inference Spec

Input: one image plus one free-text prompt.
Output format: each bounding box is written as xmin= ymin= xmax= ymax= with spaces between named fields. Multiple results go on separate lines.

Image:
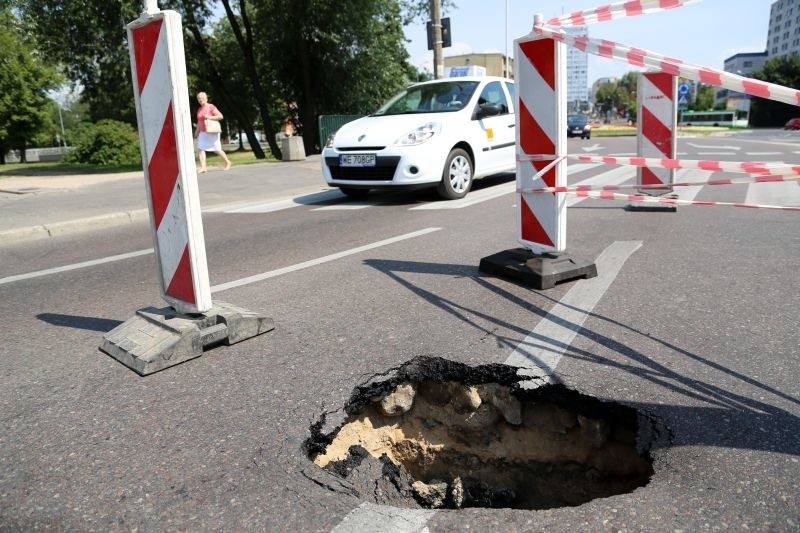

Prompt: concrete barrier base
xmin=100 ymin=301 xmax=274 ymax=375
xmin=479 ymin=248 xmax=597 ymax=290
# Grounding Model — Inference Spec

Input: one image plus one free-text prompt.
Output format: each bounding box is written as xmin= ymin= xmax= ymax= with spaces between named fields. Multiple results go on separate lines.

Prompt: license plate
xmin=339 ymin=154 xmax=376 ymax=167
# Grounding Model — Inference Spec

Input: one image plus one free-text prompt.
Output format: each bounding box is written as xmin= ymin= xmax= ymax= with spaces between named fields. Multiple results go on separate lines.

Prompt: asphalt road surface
xmin=1 ymin=133 xmax=798 ymax=531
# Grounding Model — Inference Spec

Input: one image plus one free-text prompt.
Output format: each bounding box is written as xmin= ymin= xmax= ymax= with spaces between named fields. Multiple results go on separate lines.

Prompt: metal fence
xmin=317 ymin=115 xmax=361 ymax=149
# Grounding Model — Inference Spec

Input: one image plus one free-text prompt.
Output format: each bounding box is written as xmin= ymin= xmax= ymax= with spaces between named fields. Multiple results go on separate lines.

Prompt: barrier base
xmin=479 ymin=248 xmax=597 ymax=290
xmin=625 ymin=203 xmax=677 ymax=212
xmin=626 ymin=192 xmax=677 ymax=212
xmin=100 ymin=301 xmax=274 ymax=375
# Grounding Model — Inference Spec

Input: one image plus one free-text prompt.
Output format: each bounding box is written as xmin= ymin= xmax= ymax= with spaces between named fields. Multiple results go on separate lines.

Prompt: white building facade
xmin=768 ymin=0 xmax=800 ymax=58
xmin=565 ymin=26 xmax=589 ymax=112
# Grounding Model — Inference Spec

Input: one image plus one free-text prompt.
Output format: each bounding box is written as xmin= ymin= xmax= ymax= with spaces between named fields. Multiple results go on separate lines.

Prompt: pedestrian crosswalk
xmin=207 ymin=162 xmax=800 ymax=215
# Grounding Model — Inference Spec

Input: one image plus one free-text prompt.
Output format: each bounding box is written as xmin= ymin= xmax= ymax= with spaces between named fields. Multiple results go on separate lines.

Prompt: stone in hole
xmin=304 ymin=357 xmax=667 ymax=510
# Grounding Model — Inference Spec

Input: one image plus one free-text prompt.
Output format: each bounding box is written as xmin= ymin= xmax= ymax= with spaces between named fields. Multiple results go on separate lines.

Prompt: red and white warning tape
xmin=571 ymin=154 xmax=800 ymax=176
xmin=564 ymin=191 xmax=800 ymax=211
xmin=545 ymin=0 xmax=700 ymax=27
xmin=517 ymin=153 xmax=800 ymax=177
xmin=518 ymin=173 xmax=800 ymax=194
xmin=533 ymin=25 xmax=800 ymax=107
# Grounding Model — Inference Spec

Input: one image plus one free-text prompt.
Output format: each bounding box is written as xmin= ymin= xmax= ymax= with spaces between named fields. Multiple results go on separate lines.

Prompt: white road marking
xmin=411 ymin=164 xmax=603 ymax=211
xmin=672 ymin=169 xmax=712 ymax=202
xmin=205 ymin=190 xmax=344 ymax=213
xmin=328 ymin=241 xmax=640 ymax=532
xmin=331 ymin=502 xmax=435 ymax=533
xmin=687 ymin=143 xmax=740 ymax=150
xmin=506 ymin=241 xmax=642 ymax=381
xmin=409 ymin=182 xmax=515 ymax=210
xmin=745 ymin=151 xmax=782 ymax=156
xmin=567 ymin=166 xmax=636 ymax=207
xmin=0 ymin=249 xmax=154 ymax=286
xmin=210 ymin=227 xmax=442 ymax=293
xmin=745 ymin=180 xmax=800 ymax=207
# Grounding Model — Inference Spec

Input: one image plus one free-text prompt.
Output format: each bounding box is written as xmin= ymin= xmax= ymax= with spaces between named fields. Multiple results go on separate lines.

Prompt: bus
xmin=678 ymin=110 xmax=748 ymax=127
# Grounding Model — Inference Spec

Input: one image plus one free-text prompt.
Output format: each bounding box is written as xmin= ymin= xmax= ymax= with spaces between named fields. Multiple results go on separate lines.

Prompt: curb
xmin=0 ymin=209 xmax=150 ymax=246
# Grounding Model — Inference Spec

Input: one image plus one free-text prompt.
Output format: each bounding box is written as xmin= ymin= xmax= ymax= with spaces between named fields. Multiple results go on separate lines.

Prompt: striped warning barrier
xmin=546 ymin=0 xmax=700 ymax=27
xmin=518 ymin=173 xmax=800 ymax=194
xmin=567 ymin=191 xmax=800 ymax=211
xmin=569 ymin=155 xmax=800 ymax=176
xmin=515 ymin=24 xmax=567 ymax=254
xmin=127 ymin=7 xmax=212 ymax=314
xmin=533 ymin=25 xmax=800 ymax=107
xmin=637 ymin=72 xmax=676 ymax=194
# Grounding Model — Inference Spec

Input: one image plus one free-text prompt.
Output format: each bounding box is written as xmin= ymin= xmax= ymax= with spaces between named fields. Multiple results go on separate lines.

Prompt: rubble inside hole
xmin=305 ymin=357 xmax=666 ymax=510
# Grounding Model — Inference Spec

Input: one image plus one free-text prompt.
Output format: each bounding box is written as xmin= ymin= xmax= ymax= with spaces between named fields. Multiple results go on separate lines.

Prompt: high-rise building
xmin=564 ymin=26 xmax=589 ymax=112
xmin=714 ymin=52 xmax=768 ymax=109
xmin=767 ymin=0 xmax=800 ymax=58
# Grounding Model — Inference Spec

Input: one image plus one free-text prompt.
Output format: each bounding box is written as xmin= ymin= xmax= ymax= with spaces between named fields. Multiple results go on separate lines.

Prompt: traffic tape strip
xmin=518 ymin=153 xmax=800 ymax=176
xmin=518 ymin=173 xmax=800 ymax=194
xmin=532 ymin=25 xmax=800 ymax=107
xmin=563 ymin=190 xmax=800 ymax=211
xmin=545 ymin=0 xmax=700 ymax=27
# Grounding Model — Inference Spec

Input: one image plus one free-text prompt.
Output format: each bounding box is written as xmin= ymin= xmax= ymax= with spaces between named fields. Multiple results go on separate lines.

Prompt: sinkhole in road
xmin=305 ymin=357 xmax=665 ymax=510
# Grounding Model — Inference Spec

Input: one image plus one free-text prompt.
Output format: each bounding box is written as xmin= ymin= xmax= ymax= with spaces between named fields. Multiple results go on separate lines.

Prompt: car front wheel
xmin=437 ymin=148 xmax=473 ymax=200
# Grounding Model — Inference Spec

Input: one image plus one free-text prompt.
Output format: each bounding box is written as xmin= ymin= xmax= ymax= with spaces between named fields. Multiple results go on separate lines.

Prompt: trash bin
xmin=281 ymin=136 xmax=306 ymax=161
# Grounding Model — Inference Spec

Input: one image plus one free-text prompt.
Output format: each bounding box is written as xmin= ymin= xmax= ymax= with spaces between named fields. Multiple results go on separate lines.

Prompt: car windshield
xmin=373 ymin=81 xmax=480 ymax=116
xmin=568 ymin=115 xmax=587 ymax=126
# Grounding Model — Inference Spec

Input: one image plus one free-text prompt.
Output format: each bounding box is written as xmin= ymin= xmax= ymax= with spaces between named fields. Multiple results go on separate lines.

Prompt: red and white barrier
xmin=127 ymin=6 xmax=212 ymax=314
xmin=570 ymin=154 xmax=800 ymax=176
xmin=568 ymin=191 xmax=800 ymax=211
xmin=515 ymin=19 xmax=567 ymax=254
xmin=533 ymin=25 xmax=800 ymax=107
xmin=637 ymin=72 xmax=677 ymax=194
xmin=546 ymin=0 xmax=699 ymax=27
xmin=519 ymin=173 xmax=800 ymax=194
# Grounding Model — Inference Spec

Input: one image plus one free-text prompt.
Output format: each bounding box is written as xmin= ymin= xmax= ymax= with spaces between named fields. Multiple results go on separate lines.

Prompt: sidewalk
xmin=0 ymin=155 xmax=325 ymax=245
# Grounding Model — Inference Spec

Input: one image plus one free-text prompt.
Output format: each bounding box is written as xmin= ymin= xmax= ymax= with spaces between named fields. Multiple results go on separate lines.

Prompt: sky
xmin=404 ymin=0 xmax=774 ymax=83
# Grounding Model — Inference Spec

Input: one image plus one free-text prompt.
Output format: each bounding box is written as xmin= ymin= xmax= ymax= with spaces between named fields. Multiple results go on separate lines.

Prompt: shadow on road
xmin=362 ymin=258 xmax=800 ymax=456
xmin=37 ymin=312 xmax=122 ymax=332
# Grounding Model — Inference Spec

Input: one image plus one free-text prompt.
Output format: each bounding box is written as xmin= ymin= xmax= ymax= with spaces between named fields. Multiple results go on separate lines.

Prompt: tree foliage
xmin=13 ymin=0 xmax=424 ymax=157
xmin=0 ymin=7 xmax=60 ymax=162
xmin=65 ymin=119 xmax=141 ymax=166
xmin=749 ymin=53 xmax=800 ymax=127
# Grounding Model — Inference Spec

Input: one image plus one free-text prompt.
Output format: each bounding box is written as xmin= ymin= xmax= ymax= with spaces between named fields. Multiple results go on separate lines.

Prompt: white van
xmin=321 ymin=76 xmax=516 ymax=200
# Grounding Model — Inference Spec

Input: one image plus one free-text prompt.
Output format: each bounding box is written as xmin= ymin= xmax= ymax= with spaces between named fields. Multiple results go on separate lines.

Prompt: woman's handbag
xmin=204 ymin=118 xmax=221 ymax=133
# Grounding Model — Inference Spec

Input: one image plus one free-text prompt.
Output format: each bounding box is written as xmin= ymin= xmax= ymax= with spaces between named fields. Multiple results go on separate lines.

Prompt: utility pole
xmin=430 ymin=0 xmax=443 ymax=79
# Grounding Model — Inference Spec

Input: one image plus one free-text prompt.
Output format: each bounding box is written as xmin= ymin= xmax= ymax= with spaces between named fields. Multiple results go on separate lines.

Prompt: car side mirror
xmin=475 ymin=103 xmax=502 ymax=119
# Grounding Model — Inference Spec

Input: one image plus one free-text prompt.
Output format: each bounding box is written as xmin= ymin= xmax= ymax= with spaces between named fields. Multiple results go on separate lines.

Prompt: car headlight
xmin=325 ymin=133 xmax=336 ymax=148
xmin=395 ymin=122 xmax=441 ymax=146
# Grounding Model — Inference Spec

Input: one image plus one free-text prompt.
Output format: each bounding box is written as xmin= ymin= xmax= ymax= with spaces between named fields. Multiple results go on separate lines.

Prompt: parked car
xmin=567 ymin=114 xmax=591 ymax=139
xmin=784 ymin=118 xmax=800 ymax=130
xmin=321 ymin=76 xmax=516 ymax=200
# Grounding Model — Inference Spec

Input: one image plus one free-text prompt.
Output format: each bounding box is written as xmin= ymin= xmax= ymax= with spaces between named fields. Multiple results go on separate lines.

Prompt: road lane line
xmin=745 ymin=180 xmax=800 ymax=207
xmin=210 ymin=227 xmax=442 ymax=293
xmin=328 ymin=240 xmax=640 ymax=531
xmin=0 ymin=249 xmax=154 ymax=286
xmin=506 ymin=240 xmax=642 ymax=381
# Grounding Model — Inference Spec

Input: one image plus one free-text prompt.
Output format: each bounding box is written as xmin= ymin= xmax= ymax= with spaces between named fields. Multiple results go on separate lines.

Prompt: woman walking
xmin=194 ymin=91 xmax=232 ymax=172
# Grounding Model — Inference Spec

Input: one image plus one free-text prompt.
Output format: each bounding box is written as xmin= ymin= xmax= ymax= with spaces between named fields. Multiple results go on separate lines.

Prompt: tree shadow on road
xmin=362 ymin=258 xmax=800 ymax=456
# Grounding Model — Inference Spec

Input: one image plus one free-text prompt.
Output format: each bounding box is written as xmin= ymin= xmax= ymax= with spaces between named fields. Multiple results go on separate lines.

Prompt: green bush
xmin=65 ymin=119 xmax=141 ymax=166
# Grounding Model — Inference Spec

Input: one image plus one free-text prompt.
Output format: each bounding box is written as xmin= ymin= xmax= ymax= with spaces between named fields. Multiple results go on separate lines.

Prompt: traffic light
xmin=426 ymin=17 xmax=452 ymax=50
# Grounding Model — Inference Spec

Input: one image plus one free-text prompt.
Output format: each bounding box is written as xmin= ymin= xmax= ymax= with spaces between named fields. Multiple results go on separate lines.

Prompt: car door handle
xmin=508 ymin=123 xmax=515 ymax=128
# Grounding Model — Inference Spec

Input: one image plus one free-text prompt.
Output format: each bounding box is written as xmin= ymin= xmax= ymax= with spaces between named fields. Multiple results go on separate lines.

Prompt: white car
xmin=321 ymin=76 xmax=516 ymax=200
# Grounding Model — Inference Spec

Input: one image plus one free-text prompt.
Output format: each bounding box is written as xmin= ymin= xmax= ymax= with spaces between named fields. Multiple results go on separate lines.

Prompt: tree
xmin=693 ymin=84 xmax=716 ymax=111
xmin=0 ymin=7 xmax=60 ymax=163
xmin=251 ymin=0 xmax=414 ymax=153
xmin=17 ymin=0 xmax=140 ymax=124
xmin=749 ymin=53 xmax=800 ymax=127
